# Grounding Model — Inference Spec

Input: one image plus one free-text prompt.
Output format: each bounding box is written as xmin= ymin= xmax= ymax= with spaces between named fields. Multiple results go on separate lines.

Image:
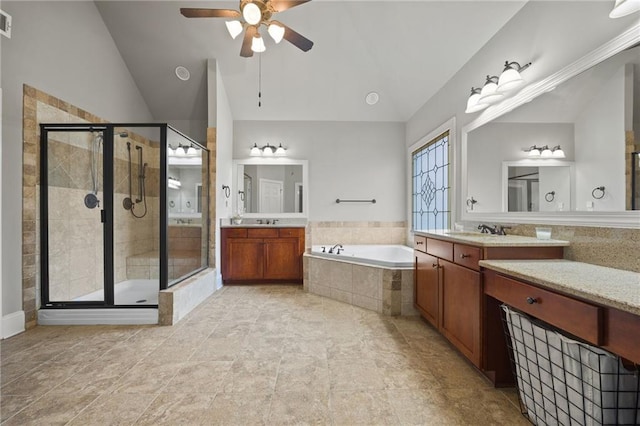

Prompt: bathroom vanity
xmin=413 ymin=231 xmax=567 ymax=369
xmin=221 ymin=226 xmax=305 ymax=284
xmin=482 ymin=260 xmax=640 ymax=386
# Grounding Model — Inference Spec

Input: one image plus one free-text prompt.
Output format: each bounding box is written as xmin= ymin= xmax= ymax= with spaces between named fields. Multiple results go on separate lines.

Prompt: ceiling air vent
xmin=0 ymin=10 xmax=12 ymax=39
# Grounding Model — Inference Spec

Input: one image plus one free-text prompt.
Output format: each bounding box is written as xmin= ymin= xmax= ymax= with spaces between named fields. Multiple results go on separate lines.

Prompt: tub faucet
xmin=328 ymin=244 xmax=343 ymax=254
xmin=495 ymin=225 xmax=511 ymax=236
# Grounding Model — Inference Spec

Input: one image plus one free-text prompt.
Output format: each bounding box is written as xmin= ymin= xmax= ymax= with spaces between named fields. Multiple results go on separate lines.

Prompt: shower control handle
xmin=100 ymin=209 xmax=106 ymax=223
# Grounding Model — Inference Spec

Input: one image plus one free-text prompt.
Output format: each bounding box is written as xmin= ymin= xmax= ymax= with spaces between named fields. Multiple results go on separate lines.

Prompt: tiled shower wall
xmin=23 ymin=85 xmax=159 ymax=326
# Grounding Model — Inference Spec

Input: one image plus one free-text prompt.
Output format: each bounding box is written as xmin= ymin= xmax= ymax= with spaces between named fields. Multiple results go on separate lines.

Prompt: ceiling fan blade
xmin=269 ymin=0 xmax=311 ymax=13
xmin=180 ymin=8 xmax=241 ymax=18
xmin=282 ymin=24 xmax=313 ymax=52
xmin=240 ymin=26 xmax=257 ymax=58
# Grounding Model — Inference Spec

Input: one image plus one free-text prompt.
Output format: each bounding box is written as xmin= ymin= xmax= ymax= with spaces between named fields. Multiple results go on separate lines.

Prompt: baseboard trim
xmin=2 ymin=310 xmax=25 ymax=339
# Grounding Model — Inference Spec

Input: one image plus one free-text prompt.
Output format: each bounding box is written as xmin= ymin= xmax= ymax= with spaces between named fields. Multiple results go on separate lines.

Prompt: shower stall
xmin=38 ymin=123 xmax=209 ymax=324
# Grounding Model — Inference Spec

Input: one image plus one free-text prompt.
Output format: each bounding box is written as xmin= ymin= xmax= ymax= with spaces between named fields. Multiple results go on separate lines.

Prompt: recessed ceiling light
xmin=365 ymin=91 xmax=379 ymax=105
xmin=175 ymin=66 xmax=190 ymax=81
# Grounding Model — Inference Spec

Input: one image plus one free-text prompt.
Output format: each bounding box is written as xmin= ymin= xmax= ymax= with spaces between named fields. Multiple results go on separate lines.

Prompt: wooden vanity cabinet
xmin=413 ymin=234 xmax=564 ymax=371
xmin=221 ymin=227 xmax=305 ymax=283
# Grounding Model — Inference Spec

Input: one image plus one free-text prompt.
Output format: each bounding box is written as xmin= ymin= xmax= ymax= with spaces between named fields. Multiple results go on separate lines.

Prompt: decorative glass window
xmin=412 ymin=131 xmax=450 ymax=231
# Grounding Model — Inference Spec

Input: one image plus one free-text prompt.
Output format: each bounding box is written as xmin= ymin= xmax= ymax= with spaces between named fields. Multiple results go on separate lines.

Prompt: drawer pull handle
xmin=416 ymin=241 xmax=424 ymax=245
xmin=526 ymin=297 xmax=538 ymax=305
xmin=460 ymin=254 xmax=471 ymax=259
xmin=432 ymin=263 xmax=438 ymax=268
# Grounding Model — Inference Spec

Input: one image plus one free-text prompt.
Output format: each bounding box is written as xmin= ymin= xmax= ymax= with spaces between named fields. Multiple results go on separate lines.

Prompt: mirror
xmin=233 ymin=158 xmax=308 ymax=217
xmin=502 ymin=161 xmax=574 ymax=212
xmin=462 ymin=32 xmax=640 ymax=227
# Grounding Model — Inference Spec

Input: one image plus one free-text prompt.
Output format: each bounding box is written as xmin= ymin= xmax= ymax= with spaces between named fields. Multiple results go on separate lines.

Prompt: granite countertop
xmin=415 ymin=229 xmax=570 ymax=247
xmin=480 ymin=259 xmax=640 ymax=316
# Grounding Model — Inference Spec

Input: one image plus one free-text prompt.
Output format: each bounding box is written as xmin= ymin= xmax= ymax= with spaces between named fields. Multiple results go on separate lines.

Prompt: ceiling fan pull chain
xmin=258 ymin=53 xmax=262 ymax=107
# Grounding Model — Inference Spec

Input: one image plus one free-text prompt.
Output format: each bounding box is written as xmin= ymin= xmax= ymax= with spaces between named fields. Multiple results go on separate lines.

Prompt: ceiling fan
xmin=180 ymin=0 xmax=314 ymax=58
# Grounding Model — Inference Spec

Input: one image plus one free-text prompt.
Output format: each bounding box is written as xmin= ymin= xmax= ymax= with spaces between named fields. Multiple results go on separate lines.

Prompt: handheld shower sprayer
xmin=84 ymin=132 xmax=103 ymax=209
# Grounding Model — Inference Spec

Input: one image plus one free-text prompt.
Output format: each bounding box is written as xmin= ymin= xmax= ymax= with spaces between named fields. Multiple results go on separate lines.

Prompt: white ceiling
xmin=95 ymin=0 xmax=526 ymax=123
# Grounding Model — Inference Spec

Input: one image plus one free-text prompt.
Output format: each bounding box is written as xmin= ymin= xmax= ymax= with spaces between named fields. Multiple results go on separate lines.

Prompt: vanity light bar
xmin=525 ymin=145 xmax=565 ymax=158
xmin=465 ymin=59 xmax=532 ymax=114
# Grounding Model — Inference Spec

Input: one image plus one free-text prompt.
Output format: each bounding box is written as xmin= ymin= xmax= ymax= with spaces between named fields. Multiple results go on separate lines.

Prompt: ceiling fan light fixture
xmin=609 ymin=0 xmax=640 ymax=18
xmin=242 ymin=2 xmax=262 ymax=25
xmin=268 ymin=22 xmax=285 ymax=44
xmin=225 ymin=20 xmax=243 ymax=39
xmin=251 ymin=33 xmax=266 ymax=53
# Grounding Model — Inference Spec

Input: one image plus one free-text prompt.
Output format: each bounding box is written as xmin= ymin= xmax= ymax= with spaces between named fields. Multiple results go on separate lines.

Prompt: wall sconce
xmin=609 ymin=0 xmax=640 ymax=18
xmin=465 ymin=87 xmax=489 ymax=113
xmin=497 ymin=61 xmax=532 ymax=92
xmin=478 ymin=75 xmax=504 ymax=104
xmin=250 ymin=143 xmax=287 ymax=157
xmin=169 ymin=144 xmax=198 ymax=157
xmin=465 ymin=59 xmax=532 ymax=114
xmin=525 ymin=145 xmax=565 ymax=158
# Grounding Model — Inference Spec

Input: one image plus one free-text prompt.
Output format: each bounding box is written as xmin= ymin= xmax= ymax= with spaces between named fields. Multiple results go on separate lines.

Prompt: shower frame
xmin=39 ymin=123 xmax=209 ymax=309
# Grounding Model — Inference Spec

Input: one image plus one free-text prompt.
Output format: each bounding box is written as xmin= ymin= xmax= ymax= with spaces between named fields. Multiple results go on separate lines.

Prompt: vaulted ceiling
xmin=95 ymin=1 xmax=526 ymax=123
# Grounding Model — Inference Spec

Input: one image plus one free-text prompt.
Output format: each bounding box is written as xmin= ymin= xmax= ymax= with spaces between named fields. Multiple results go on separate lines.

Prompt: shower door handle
xmin=100 ymin=209 xmax=106 ymax=223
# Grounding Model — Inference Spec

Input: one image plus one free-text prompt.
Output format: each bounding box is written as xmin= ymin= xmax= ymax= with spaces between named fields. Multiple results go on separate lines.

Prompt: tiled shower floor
xmin=0 ymin=285 xmax=527 ymax=425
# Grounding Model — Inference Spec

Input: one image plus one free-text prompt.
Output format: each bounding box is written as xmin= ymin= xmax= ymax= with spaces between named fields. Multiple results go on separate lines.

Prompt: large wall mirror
xmin=461 ymin=26 xmax=640 ymax=228
xmin=233 ymin=158 xmax=309 ymax=218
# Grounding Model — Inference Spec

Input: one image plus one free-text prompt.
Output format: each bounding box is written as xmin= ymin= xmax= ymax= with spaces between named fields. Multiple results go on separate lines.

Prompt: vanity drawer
xmin=224 ymin=228 xmax=248 ymax=238
xmin=454 ymin=244 xmax=481 ymax=270
xmin=414 ymin=235 xmax=427 ymax=253
xmin=248 ymin=228 xmax=279 ymax=238
xmin=485 ymin=272 xmax=602 ymax=345
xmin=279 ymin=228 xmax=304 ymax=238
xmin=427 ymin=238 xmax=453 ymax=262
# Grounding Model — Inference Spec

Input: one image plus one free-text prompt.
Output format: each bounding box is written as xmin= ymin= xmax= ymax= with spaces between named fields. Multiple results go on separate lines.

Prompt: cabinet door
xmin=225 ymin=238 xmax=264 ymax=281
xmin=440 ymin=259 xmax=482 ymax=367
xmin=415 ymin=251 xmax=439 ymax=328
xmin=263 ymin=238 xmax=301 ymax=280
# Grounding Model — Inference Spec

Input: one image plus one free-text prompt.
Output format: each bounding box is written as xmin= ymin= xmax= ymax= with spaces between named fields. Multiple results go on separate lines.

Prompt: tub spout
xmin=328 ymin=244 xmax=343 ymax=254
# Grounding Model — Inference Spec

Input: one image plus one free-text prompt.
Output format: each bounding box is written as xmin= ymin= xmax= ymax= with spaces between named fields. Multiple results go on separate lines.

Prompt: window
xmin=412 ymin=131 xmax=450 ymax=230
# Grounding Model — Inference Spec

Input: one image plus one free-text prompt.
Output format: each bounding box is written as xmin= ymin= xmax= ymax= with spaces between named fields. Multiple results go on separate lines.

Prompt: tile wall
xmin=307 ymin=221 xmax=408 ymax=248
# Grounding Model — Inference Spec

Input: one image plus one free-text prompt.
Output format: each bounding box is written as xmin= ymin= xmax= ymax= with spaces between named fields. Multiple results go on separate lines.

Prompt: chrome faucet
xmin=478 ymin=224 xmax=495 ymax=234
xmin=328 ymin=244 xmax=343 ymax=254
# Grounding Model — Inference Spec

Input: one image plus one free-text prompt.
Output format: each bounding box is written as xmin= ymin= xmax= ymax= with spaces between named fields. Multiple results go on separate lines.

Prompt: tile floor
xmin=1 ymin=285 xmax=528 ymax=425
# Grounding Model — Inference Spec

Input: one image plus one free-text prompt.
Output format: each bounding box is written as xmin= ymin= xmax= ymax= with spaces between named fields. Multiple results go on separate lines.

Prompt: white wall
xmin=575 ymin=65 xmax=626 ymax=211
xmin=1 ymin=1 xmax=153 ymax=333
xmin=208 ymin=59 xmax=234 ymax=284
xmin=233 ymin=121 xmax=406 ymax=222
xmin=467 ymin=122 xmax=574 ymax=212
xmin=405 ymin=1 xmax=639 ymax=223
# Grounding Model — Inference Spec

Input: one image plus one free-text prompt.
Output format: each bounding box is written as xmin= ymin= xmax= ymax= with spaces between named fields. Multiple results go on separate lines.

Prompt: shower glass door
xmin=42 ymin=128 xmax=106 ymax=305
xmin=112 ymin=126 xmax=160 ymax=305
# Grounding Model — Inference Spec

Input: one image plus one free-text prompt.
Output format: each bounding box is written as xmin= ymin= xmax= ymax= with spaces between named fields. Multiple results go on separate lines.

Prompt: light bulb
xmin=497 ymin=67 xmax=524 ymax=93
xmin=275 ymin=144 xmax=286 ymax=156
xmin=225 ymin=20 xmax=243 ymax=39
xmin=268 ymin=22 xmax=285 ymax=43
xmin=552 ymin=146 xmax=565 ymax=158
xmin=465 ymin=88 xmax=489 ymax=114
xmin=609 ymin=0 xmax=640 ymax=18
xmin=478 ymin=76 xmax=504 ymax=104
xmin=242 ymin=2 xmax=262 ymax=25
xmin=250 ymin=143 xmax=261 ymax=156
xmin=251 ymin=34 xmax=266 ymax=53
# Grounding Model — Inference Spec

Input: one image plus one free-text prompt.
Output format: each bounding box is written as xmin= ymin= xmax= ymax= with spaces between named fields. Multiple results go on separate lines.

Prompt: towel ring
xmin=238 ymin=190 xmax=245 ymax=201
xmin=545 ymin=191 xmax=555 ymax=202
xmin=591 ymin=186 xmax=605 ymax=199
xmin=222 ymin=185 xmax=231 ymax=199
xmin=466 ymin=197 xmax=478 ymax=208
